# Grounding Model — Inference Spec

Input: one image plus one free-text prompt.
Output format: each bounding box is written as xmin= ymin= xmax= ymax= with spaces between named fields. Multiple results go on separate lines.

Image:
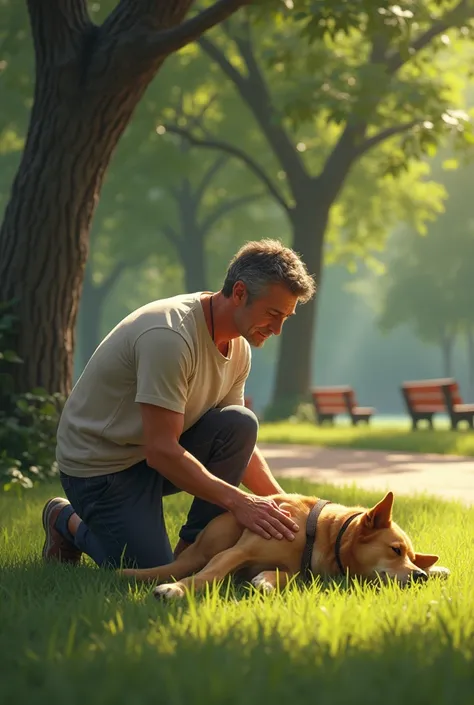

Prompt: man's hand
xmin=230 ymin=493 xmax=299 ymax=541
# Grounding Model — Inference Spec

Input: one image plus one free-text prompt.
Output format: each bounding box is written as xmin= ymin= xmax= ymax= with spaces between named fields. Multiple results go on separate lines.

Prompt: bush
xmin=0 ymin=301 xmax=63 ymax=492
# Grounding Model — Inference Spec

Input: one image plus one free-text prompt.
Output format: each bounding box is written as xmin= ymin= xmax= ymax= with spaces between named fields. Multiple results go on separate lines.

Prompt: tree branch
xmin=198 ymin=36 xmax=248 ymax=89
xmin=200 ymin=33 xmax=310 ymax=199
xmin=195 ymin=154 xmax=229 ymax=204
xmin=353 ymin=120 xmax=421 ymax=158
xmin=132 ymin=0 xmax=250 ymax=60
xmin=26 ymin=0 xmax=91 ymax=66
xmin=162 ymin=223 xmax=180 ymax=245
xmin=200 ymin=193 xmax=263 ymax=234
xmin=386 ymin=0 xmax=473 ymax=74
xmin=163 ymin=125 xmax=291 ymax=213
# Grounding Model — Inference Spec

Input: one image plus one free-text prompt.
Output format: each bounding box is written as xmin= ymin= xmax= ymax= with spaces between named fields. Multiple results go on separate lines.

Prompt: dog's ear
xmin=414 ymin=552 xmax=439 ymax=570
xmin=363 ymin=492 xmax=394 ymax=530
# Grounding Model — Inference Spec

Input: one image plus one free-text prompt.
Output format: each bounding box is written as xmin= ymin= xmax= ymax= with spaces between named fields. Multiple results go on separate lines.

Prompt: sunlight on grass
xmin=1 ymin=479 xmax=473 ymax=703
xmin=258 ymin=421 xmax=474 ymax=456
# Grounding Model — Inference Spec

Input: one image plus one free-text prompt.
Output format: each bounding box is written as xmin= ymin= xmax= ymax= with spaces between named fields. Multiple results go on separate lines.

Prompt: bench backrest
xmin=402 ymin=378 xmax=462 ymax=412
xmin=311 ymin=386 xmax=355 ymax=414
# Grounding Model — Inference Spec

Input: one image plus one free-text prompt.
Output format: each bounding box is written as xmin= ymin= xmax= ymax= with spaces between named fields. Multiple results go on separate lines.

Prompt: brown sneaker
xmin=42 ymin=497 xmax=82 ymax=564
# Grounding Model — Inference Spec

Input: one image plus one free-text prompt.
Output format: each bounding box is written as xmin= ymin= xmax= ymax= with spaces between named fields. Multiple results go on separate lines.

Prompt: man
xmin=42 ymin=238 xmax=316 ymax=569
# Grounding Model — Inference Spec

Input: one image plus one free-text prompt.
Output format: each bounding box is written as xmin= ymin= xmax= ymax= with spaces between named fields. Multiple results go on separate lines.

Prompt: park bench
xmin=401 ymin=378 xmax=474 ymax=430
xmin=310 ymin=386 xmax=375 ymax=426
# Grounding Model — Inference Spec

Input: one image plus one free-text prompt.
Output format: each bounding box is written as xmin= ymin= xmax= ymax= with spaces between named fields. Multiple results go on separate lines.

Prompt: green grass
xmin=1 ymin=480 xmax=474 ymax=704
xmin=258 ymin=421 xmax=474 ymax=456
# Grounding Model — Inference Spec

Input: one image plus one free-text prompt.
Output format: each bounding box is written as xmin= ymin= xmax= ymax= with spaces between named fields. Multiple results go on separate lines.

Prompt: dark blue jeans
xmin=57 ymin=405 xmax=258 ymax=569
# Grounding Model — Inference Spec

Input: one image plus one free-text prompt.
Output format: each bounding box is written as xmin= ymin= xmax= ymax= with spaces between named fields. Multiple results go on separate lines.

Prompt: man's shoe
xmin=42 ymin=497 xmax=82 ymax=564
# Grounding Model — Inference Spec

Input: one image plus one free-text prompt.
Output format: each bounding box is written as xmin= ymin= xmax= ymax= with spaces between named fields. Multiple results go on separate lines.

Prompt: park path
xmin=259 ymin=443 xmax=474 ymax=506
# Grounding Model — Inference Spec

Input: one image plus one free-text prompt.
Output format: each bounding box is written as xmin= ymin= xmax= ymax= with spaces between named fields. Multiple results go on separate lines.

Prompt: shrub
xmin=0 ymin=301 xmax=63 ymax=492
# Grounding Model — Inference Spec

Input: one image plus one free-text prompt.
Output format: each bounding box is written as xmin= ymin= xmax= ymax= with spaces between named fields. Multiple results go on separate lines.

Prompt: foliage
xmin=0 ymin=302 xmax=62 ymax=492
xmin=374 ymin=152 xmax=474 ymax=373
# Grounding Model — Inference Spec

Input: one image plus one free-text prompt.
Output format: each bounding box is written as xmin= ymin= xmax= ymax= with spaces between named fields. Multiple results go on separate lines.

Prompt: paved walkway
xmin=259 ymin=443 xmax=474 ymax=506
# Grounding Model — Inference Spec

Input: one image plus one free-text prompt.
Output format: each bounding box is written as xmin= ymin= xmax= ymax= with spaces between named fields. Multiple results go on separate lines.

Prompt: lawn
xmin=1 ymin=479 xmax=473 ymax=705
xmin=258 ymin=420 xmax=474 ymax=456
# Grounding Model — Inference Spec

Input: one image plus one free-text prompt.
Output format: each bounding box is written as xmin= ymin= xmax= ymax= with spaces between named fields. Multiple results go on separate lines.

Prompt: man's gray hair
xmin=221 ymin=239 xmax=316 ymax=304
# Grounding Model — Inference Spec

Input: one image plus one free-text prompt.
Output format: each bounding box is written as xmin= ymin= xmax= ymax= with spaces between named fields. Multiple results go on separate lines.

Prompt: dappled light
xmin=1 ymin=1 xmax=474 ymax=702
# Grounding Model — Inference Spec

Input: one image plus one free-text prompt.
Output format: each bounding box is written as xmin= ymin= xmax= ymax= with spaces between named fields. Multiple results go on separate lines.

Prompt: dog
xmin=120 ymin=491 xmax=449 ymax=600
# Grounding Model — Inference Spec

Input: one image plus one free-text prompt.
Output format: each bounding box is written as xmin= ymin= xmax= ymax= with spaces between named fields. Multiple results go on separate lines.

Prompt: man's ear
xmin=363 ymin=492 xmax=394 ymax=530
xmin=414 ymin=553 xmax=439 ymax=570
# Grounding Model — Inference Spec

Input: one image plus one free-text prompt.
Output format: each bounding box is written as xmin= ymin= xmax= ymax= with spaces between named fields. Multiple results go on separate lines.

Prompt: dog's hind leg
xmin=119 ymin=542 xmax=210 ymax=583
xmin=250 ymin=570 xmax=292 ymax=593
xmin=119 ymin=512 xmax=244 ymax=583
xmin=154 ymin=545 xmax=253 ymax=600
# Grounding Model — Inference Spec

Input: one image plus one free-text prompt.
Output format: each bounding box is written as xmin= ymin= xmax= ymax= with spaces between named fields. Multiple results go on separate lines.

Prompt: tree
xmin=376 ymin=154 xmax=474 ymax=390
xmin=165 ymin=2 xmax=474 ymax=416
xmin=0 ymin=0 xmax=252 ymax=396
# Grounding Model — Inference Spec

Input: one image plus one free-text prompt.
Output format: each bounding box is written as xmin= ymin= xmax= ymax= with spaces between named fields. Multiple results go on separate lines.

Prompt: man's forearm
xmin=241 ymin=445 xmax=285 ymax=496
xmin=147 ymin=444 xmax=244 ymax=511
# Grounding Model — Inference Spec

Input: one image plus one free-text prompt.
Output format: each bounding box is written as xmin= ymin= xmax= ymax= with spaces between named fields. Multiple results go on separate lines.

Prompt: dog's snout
xmin=411 ymin=569 xmax=428 ymax=583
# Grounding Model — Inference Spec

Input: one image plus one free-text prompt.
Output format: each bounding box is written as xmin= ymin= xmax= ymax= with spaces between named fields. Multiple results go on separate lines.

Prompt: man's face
xmin=232 ymin=282 xmax=298 ymax=347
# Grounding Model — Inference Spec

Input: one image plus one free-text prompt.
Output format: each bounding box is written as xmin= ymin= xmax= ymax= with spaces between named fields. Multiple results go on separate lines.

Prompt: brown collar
xmin=301 ymin=500 xmax=363 ymax=581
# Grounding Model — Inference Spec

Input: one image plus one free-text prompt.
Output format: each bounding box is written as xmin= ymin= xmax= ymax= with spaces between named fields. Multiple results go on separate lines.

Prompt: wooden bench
xmin=401 ymin=378 xmax=474 ymax=430
xmin=311 ymin=386 xmax=375 ymax=426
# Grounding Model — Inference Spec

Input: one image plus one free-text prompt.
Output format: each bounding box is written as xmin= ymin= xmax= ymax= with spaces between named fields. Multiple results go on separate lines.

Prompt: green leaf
xmin=442 ymin=159 xmax=459 ymax=170
xmin=2 ymin=349 xmax=23 ymax=363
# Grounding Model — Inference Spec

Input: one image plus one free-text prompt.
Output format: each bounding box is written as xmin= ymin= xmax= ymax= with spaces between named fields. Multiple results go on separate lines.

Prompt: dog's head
xmin=351 ymin=492 xmax=439 ymax=586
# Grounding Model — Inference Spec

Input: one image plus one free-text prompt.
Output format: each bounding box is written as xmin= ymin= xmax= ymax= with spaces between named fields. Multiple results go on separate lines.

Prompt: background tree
xmin=166 ymin=3 xmax=474 ymax=416
xmin=376 ymin=153 xmax=474 ymax=395
xmin=0 ymin=0 xmax=252 ymax=397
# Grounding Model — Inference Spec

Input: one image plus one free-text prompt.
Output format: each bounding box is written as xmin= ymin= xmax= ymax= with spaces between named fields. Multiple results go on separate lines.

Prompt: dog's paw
xmin=251 ymin=572 xmax=275 ymax=593
xmin=153 ymin=582 xmax=186 ymax=601
xmin=427 ymin=566 xmax=451 ymax=580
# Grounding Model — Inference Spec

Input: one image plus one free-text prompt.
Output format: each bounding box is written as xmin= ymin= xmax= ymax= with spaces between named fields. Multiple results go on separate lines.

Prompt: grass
xmin=1 ymin=479 xmax=474 ymax=704
xmin=258 ymin=420 xmax=474 ymax=457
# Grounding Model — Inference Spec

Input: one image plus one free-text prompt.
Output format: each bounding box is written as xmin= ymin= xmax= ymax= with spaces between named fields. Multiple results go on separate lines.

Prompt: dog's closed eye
xmin=391 ymin=546 xmax=402 ymax=556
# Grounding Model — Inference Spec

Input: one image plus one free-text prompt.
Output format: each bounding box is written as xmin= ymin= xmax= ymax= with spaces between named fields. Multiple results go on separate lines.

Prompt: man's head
xmin=221 ymin=239 xmax=315 ymax=347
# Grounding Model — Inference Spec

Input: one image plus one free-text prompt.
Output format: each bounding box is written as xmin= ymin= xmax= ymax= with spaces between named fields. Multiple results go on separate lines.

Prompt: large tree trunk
xmin=268 ymin=200 xmax=329 ymax=419
xmin=0 ymin=81 xmax=158 ymax=395
xmin=0 ymin=0 xmax=244 ymax=396
xmin=176 ymin=180 xmax=207 ymax=291
xmin=179 ymin=231 xmax=207 ymax=291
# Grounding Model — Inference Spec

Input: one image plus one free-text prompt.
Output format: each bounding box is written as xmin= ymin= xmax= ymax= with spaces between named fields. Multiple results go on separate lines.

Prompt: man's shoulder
xmin=121 ymin=292 xmax=202 ymax=340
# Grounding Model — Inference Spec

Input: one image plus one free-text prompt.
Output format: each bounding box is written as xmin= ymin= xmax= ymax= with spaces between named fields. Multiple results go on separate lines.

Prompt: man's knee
xmin=218 ymin=404 xmax=259 ymax=444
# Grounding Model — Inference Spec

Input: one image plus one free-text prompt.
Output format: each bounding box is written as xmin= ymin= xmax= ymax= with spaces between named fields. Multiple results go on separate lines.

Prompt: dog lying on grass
xmin=121 ymin=491 xmax=450 ymax=600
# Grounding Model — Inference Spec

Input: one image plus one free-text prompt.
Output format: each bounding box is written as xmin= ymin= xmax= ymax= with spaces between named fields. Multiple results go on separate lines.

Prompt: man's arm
xmin=140 ymin=403 xmax=298 ymax=541
xmin=242 ymin=445 xmax=285 ymax=496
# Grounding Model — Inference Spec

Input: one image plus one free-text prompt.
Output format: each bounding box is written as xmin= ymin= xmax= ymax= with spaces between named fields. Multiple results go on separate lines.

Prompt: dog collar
xmin=301 ymin=501 xmax=363 ymax=580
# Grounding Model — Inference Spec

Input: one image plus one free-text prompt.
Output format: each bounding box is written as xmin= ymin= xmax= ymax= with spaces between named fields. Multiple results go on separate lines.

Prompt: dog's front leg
xmin=154 ymin=545 xmax=252 ymax=601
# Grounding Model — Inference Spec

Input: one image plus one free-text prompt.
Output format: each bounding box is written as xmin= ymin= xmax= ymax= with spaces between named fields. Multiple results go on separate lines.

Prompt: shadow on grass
xmin=0 ymin=574 xmax=471 ymax=705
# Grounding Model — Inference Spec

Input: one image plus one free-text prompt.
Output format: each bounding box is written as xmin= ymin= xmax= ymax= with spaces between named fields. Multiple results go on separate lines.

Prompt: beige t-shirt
xmin=56 ymin=292 xmax=251 ymax=477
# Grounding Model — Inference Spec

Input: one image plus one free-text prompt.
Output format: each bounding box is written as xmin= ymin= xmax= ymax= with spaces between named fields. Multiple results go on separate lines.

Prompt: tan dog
xmin=121 ymin=491 xmax=449 ymax=600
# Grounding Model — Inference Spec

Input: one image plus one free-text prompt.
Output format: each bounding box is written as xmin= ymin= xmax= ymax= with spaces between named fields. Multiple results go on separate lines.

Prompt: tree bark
xmin=0 ymin=0 xmax=246 ymax=396
xmin=267 ymin=198 xmax=330 ymax=419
